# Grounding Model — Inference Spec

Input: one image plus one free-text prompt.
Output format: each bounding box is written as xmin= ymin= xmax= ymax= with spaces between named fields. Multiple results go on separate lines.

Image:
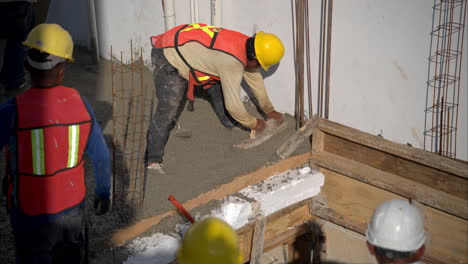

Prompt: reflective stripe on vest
xmin=180 ymin=23 xmax=219 ymax=38
xmin=31 ymin=128 xmax=45 ymax=175
xmin=30 ymin=125 xmax=81 ymax=175
xmin=67 ymin=125 xmax=80 ymax=168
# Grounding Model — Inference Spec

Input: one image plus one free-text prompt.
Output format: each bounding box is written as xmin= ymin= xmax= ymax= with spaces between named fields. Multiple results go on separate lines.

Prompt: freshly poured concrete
xmin=0 ymin=49 xmax=310 ymax=263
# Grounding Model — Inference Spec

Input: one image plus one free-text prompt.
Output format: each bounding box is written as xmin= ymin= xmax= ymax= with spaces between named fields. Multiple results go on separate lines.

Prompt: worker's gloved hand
xmin=94 ymin=195 xmax=111 ymax=216
xmin=254 ymin=119 xmax=267 ymax=133
xmin=266 ymin=110 xmax=284 ymax=124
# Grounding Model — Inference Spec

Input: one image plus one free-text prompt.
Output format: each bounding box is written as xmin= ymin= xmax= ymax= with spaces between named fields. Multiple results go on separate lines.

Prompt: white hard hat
xmin=366 ymin=199 xmax=426 ymax=252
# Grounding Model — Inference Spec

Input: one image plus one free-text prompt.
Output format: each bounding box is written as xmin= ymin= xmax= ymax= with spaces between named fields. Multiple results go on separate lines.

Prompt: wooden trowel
xmin=233 ymin=119 xmax=287 ymax=149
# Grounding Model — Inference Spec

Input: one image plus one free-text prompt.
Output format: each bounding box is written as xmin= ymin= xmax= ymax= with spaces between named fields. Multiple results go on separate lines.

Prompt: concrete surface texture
xmin=0 ymin=48 xmax=310 ymax=263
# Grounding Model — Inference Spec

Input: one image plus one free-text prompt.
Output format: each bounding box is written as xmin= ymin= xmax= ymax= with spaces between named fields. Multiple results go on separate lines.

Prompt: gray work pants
xmin=145 ymin=48 xmax=234 ymax=165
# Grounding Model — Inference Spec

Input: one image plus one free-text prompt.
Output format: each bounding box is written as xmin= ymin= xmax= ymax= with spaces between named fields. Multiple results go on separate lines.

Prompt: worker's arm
xmin=244 ymin=69 xmax=284 ymax=124
xmin=243 ymin=69 xmax=275 ymax=114
xmin=81 ymin=97 xmax=111 ymax=200
xmin=218 ymin=61 xmax=258 ymax=129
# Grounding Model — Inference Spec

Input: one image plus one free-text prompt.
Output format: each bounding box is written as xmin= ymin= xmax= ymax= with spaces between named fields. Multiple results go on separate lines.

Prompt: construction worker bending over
xmin=366 ymin=200 xmax=426 ymax=264
xmin=146 ymin=24 xmax=285 ymax=173
xmin=177 ymin=217 xmax=243 ymax=264
xmin=0 ymin=24 xmax=111 ymax=263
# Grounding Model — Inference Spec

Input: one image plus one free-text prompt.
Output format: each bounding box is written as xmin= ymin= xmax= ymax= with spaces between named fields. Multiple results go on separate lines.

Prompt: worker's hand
xmin=253 ymin=119 xmax=267 ymax=133
xmin=266 ymin=110 xmax=284 ymax=124
xmin=94 ymin=195 xmax=111 ymax=216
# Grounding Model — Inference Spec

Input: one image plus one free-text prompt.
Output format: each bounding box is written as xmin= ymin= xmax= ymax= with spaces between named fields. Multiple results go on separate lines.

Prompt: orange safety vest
xmin=14 ymin=86 xmax=91 ymax=216
xmin=151 ymin=24 xmax=249 ymax=104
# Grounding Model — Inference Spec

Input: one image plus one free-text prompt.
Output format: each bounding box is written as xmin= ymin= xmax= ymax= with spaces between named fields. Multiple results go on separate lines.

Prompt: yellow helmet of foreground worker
xmin=254 ymin=31 xmax=285 ymax=71
xmin=23 ymin=23 xmax=74 ymax=61
xmin=177 ymin=217 xmax=243 ymax=264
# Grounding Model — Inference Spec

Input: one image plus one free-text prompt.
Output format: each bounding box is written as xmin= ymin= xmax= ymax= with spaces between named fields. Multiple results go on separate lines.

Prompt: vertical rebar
xmin=111 ymin=42 xmax=147 ymax=207
xmin=138 ymin=47 xmax=146 ymax=207
xmin=439 ymin=96 xmax=444 ymax=155
xmin=425 ymin=0 xmax=465 ymax=158
xmin=120 ymin=51 xmax=126 ymax=150
xmin=318 ymin=0 xmax=328 ymax=118
xmin=324 ymin=0 xmax=333 ymax=120
xmin=305 ymin=0 xmax=313 ymax=119
xmin=453 ymin=0 xmax=467 ymax=156
xmin=111 ymin=45 xmax=117 ymax=202
xmin=295 ymin=0 xmax=305 ymax=129
xmin=129 ymin=40 xmax=139 ymax=202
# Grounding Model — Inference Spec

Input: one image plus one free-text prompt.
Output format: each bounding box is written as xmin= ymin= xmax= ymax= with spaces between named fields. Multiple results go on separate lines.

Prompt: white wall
xmin=47 ymin=0 xmax=468 ymax=160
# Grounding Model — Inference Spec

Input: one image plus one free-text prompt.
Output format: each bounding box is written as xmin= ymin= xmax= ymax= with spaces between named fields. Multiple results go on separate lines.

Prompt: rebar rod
xmin=121 ymin=51 xmax=126 ymax=150
xmin=130 ymin=40 xmax=139 ymax=203
xmin=138 ymin=47 xmax=147 ymax=207
xmin=453 ymin=0 xmax=466 ymax=157
xmin=439 ymin=96 xmax=444 ymax=155
xmin=305 ymin=0 xmax=313 ymax=119
xmin=324 ymin=0 xmax=333 ymax=120
xmin=431 ymin=1 xmax=444 ymax=152
xmin=318 ymin=0 xmax=328 ymax=118
xmin=111 ymin=45 xmax=117 ymax=203
xmin=298 ymin=0 xmax=305 ymax=126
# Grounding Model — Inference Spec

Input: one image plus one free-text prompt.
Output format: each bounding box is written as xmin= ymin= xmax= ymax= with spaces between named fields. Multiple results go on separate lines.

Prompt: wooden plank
xmin=316 ymin=118 xmax=468 ymax=178
xmin=311 ymin=152 xmax=468 ymax=219
xmin=311 ymin=196 xmax=367 ymax=233
xmin=311 ymin=168 xmax=467 ymax=264
xmin=111 ymin=153 xmax=312 ymax=245
xmin=422 ymin=206 xmax=468 ymax=264
xmin=250 ymin=214 xmax=266 ymax=264
xmin=317 ymin=167 xmax=406 ymax=226
xmin=276 ymin=115 xmax=319 ymax=159
xmin=318 ymin=220 xmax=377 ymax=264
xmin=324 ymin=133 xmax=467 ymax=199
xmin=237 ymin=199 xmax=315 ymax=262
xmin=312 ymin=127 xmax=325 ymax=154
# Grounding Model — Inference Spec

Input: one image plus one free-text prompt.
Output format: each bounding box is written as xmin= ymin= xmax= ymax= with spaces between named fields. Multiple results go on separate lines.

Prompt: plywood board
xmin=311 ymin=151 xmax=467 ymax=219
xmin=318 ymin=168 xmax=405 ymax=227
xmin=422 ymin=206 xmax=468 ymax=264
xmin=323 ymin=133 xmax=467 ymax=199
xmin=316 ymin=119 xmax=467 ymax=178
xmin=320 ymin=220 xmax=377 ymax=264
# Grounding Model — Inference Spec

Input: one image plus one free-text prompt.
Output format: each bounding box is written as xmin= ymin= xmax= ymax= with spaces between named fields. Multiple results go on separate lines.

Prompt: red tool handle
xmin=168 ymin=195 xmax=195 ymax=223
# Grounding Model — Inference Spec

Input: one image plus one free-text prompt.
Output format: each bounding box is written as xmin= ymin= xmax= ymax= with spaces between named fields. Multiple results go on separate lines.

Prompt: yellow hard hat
xmin=254 ymin=31 xmax=284 ymax=71
xmin=177 ymin=217 xmax=243 ymax=264
xmin=23 ymin=23 xmax=74 ymax=61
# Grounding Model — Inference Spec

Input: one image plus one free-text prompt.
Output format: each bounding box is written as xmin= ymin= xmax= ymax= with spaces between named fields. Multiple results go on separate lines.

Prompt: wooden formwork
xmin=308 ymin=118 xmax=468 ymax=264
xmin=115 ymin=118 xmax=467 ymax=264
xmin=234 ymin=118 xmax=467 ymax=263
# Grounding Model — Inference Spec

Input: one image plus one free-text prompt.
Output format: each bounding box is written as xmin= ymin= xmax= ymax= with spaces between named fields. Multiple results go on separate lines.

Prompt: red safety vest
xmin=14 ymin=86 xmax=91 ymax=216
xmin=151 ymin=24 xmax=249 ymax=101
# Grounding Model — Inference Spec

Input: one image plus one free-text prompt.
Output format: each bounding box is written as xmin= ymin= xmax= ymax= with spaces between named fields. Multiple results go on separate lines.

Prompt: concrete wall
xmin=47 ymin=0 xmax=468 ymax=160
